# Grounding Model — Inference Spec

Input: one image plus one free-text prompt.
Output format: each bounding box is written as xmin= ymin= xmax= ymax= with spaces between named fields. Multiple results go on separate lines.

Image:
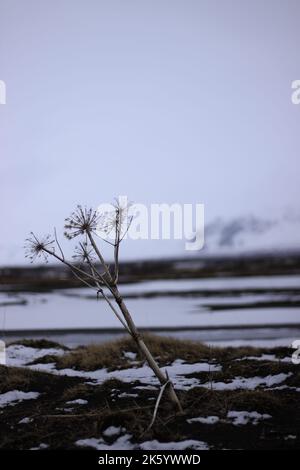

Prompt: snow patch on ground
xmin=269 ymin=385 xmax=300 ymax=392
xmin=139 ymin=439 xmax=209 ymax=450
xmin=202 ymin=373 xmax=291 ymax=391
xmin=187 ymin=416 xmax=220 ymax=425
xmin=76 ymin=434 xmax=133 ymax=450
xmin=18 ymin=417 xmax=33 ymax=424
xmin=284 ymin=435 xmax=297 ymax=440
xmin=24 ymin=355 xmax=293 ymax=393
xmin=103 ymin=426 xmax=126 ymax=437
xmin=118 ymin=392 xmax=139 ymax=398
xmin=0 ymin=390 xmax=40 ymax=408
xmin=6 ymin=344 xmax=65 ymax=367
xmin=66 ymin=399 xmax=88 ymax=405
xmin=227 ymin=411 xmax=272 ymax=425
xmin=28 ymin=359 xmax=221 ymax=391
xmin=30 ymin=443 xmax=49 ymax=450
xmin=187 ymin=412 xmax=272 ymax=426
xmin=76 ymin=434 xmax=209 ymax=450
xmin=237 ymin=354 xmax=291 ymax=363
xmin=5 ymin=344 xmax=295 ymax=395
xmin=123 ymin=351 xmax=137 ymax=361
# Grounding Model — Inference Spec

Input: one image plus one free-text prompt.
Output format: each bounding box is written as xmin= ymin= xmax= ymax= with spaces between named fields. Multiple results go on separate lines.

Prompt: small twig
xmin=94 ymin=232 xmax=116 ymax=246
xmin=54 ymin=227 xmax=65 ymax=261
xmin=145 ymin=379 xmax=171 ymax=433
xmin=87 ymin=230 xmax=112 ymax=282
xmin=70 ymin=268 xmax=98 ymax=291
xmin=119 ymin=215 xmax=133 ymax=243
xmin=42 ymin=246 xmax=102 ymax=284
xmin=78 ymin=241 xmax=111 ymax=290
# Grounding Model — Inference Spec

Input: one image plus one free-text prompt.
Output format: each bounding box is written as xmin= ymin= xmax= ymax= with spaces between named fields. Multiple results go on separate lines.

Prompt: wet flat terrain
xmin=1 ymin=274 xmax=300 ymax=348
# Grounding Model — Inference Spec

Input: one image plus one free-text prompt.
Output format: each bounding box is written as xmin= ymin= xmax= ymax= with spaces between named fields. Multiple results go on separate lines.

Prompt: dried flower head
xmin=98 ymin=200 xmax=133 ymax=241
xmin=64 ymin=205 xmax=100 ymax=239
xmin=24 ymin=233 xmax=55 ymax=263
xmin=72 ymin=242 xmax=96 ymax=265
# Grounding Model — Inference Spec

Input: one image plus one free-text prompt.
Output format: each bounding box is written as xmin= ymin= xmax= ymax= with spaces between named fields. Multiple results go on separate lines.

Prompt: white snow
xmin=76 ymin=434 xmax=133 ymax=450
xmin=187 ymin=412 xmax=272 ymax=426
xmin=187 ymin=416 xmax=220 ymax=425
xmin=123 ymin=351 xmax=137 ymax=361
xmin=140 ymin=439 xmax=209 ymax=450
xmin=6 ymin=344 xmax=65 ymax=367
xmin=187 ymin=411 xmax=272 ymax=426
xmin=268 ymin=385 xmax=300 ymax=392
xmin=76 ymin=434 xmax=209 ymax=450
xmin=28 ymin=359 xmax=221 ymax=391
xmin=24 ymin=356 xmax=293 ymax=393
xmin=237 ymin=354 xmax=291 ymax=363
xmin=66 ymin=399 xmax=88 ymax=405
xmin=202 ymin=373 xmax=291 ymax=391
xmin=103 ymin=426 xmax=125 ymax=437
xmin=204 ymin=214 xmax=300 ymax=255
xmin=118 ymin=392 xmax=139 ymax=398
xmin=227 ymin=411 xmax=272 ymax=426
xmin=30 ymin=443 xmax=49 ymax=450
xmin=18 ymin=417 xmax=33 ymax=424
xmin=206 ymin=338 xmax=300 ymax=348
xmin=0 ymin=390 xmax=40 ymax=408
xmin=134 ymin=385 xmax=157 ymax=390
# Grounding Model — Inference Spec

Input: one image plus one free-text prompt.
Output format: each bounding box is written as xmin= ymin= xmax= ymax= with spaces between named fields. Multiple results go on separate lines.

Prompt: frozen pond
xmin=0 ymin=274 xmax=300 ymax=347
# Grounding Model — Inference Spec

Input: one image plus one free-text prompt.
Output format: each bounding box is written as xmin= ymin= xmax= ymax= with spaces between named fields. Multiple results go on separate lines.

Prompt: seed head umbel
xmin=72 ymin=242 xmax=96 ymax=266
xmin=64 ymin=205 xmax=100 ymax=239
xmin=98 ymin=200 xmax=133 ymax=239
xmin=24 ymin=233 xmax=55 ymax=263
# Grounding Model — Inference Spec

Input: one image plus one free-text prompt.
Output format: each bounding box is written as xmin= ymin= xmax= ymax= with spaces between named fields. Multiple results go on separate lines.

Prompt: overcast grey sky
xmin=0 ymin=0 xmax=299 ymax=264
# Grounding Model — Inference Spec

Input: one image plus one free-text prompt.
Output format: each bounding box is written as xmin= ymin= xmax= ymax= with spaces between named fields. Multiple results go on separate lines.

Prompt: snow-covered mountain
xmin=202 ymin=213 xmax=300 ymax=255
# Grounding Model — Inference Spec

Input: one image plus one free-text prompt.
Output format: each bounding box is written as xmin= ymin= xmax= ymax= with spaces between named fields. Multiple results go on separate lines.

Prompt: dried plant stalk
xmin=25 ymin=201 xmax=182 ymax=413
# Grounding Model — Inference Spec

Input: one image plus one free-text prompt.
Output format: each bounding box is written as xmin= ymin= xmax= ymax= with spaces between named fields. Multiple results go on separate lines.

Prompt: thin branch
xmin=119 ymin=215 xmax=133 ymax=243
xmin=113 ymin=209 xmax=121 ymax=283
xmin=42 ymin=247 xmax=102 ymax=285
xmin=87 ymin=230 xmax=113 ymax=283
xmin=54 ymin=227 xmax=65 ymax=261
xmin=146 ymin=379 xmax=171 ymax=432
xmin=94 ymin=232 xmax=116 ymax=246
xmin=69 ymin=265 xmax=98 ymax=292
xmin=113 ymin=214 xmax=133 ymax=283
xmin=82 ymin=246 xmax=131 ymax=333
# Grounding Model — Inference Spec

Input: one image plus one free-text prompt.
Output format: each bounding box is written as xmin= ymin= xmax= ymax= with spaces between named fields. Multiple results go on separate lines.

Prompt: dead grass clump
xmin=221 ymin=359 xmax=296 ymax=379
xmin=48 ymin=334 xmax=293 ymax=373
xmin=226 ymin=389 xmax=282 ymax=414
xmin=54 ymin=334 xmax=213 ymax=371
xmin=9 ymin=338 xmax=67 ymax=350
xmin=0 ymin=365 xmax=35 ymax=393
xmin=55 ymin=338 xmax=137 ymax=371
xmin=28 ymin=354 xmax=63 ymax=366
xmin=139 ymin=334 xmax=212 ymax=364
xmin=61 ymin=383 xmax=91 ymax=402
